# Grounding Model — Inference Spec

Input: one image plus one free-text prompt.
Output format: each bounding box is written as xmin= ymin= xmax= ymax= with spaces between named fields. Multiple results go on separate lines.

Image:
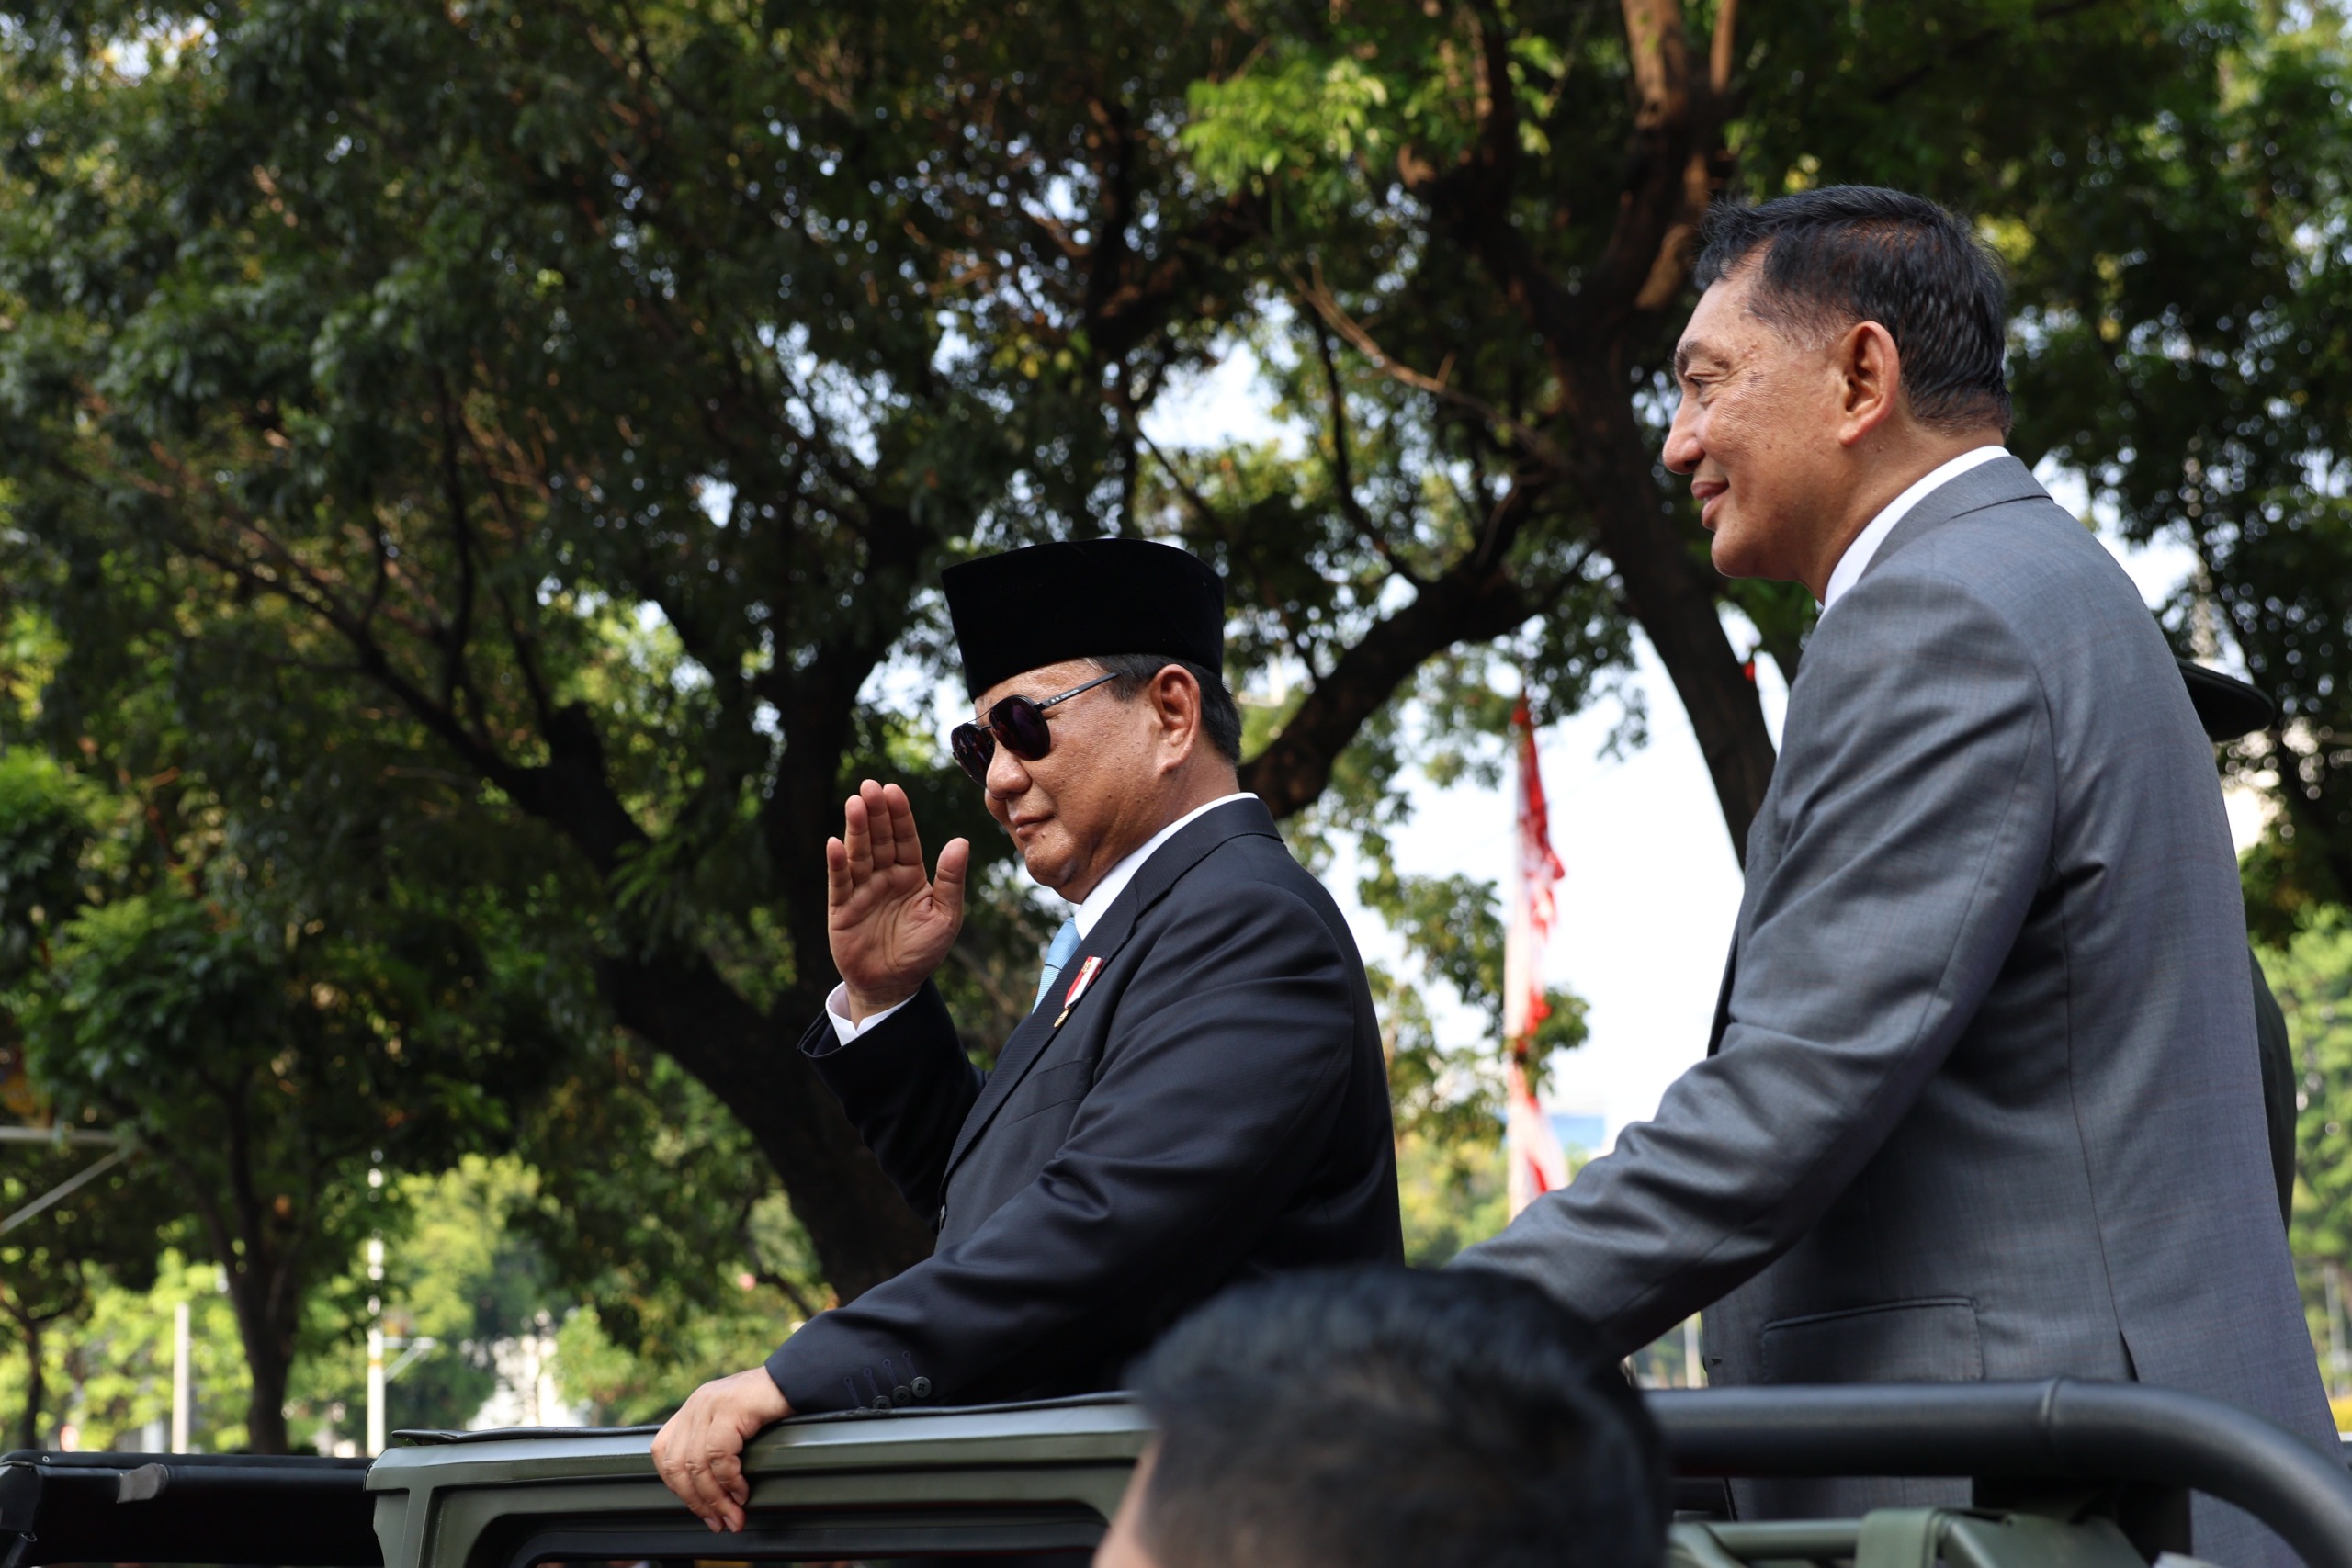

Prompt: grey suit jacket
xmin=1455 ymin=457 xmax=2332 ymax=1564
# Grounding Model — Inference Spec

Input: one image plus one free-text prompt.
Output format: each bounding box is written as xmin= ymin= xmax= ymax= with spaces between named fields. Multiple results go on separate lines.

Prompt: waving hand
xmin=827 ymin=780 xmax=970 ymax=1021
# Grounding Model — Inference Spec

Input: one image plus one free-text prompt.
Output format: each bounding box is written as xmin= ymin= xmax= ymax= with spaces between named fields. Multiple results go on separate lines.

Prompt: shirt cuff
xmin=827 ymin=983 xmax=915 ymax=1044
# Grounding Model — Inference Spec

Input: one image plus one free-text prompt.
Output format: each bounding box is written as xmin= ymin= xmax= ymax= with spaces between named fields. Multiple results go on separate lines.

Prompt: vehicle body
xmin=3 ymin=1381 xmax=2350 ymax=1568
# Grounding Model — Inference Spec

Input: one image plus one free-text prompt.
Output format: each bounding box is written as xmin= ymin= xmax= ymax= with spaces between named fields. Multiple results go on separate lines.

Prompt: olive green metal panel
xmin=368 ymin=1400 xmax=1151 ymax=1568
xmin=1674 ymin=1510 xmax=2146 ymax=1568
xmin=1702 ymin=1521 xmax=1863 ymax=1561
xmin=1669 ymin=1518 xmax=1762 ymax=1568
xmin=422 ymin=1463 xmax=1133 ymax=1568
xmin=499 ymin=1505 xmax=1105 ymax=1563
xmin=1934 ymin=1513 xmax=2146 ymax=1568
xmin=370 ymin=1494 xmax=412 ymax=1568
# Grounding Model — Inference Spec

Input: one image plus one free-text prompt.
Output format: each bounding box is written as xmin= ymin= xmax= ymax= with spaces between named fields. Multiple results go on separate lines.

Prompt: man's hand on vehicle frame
xmin=650 ymin=1366 xmax=793 ymax=1532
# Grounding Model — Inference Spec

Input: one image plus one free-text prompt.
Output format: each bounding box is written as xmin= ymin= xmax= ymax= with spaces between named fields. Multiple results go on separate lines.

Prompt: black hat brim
xmin=2177 ymin=659 xmax=2277 ymax=742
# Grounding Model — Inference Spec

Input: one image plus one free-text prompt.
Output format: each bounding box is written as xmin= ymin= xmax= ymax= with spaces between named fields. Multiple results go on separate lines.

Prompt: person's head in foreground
xmin=1094 ymin=1268 xmax=1669 ymax=1568
xmin=1666 ymin=184 xmax=2011 ymax=597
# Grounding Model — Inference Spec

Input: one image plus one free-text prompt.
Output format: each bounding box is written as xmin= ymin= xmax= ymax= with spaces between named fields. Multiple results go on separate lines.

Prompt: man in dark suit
xmin=653 ymin=538 xmax=1402 ymax=1532
xmin=2178 ymin=658 xmax=2300 ymax=1224
xmin=1453 ymin=188 xmax=2332 ymax=1566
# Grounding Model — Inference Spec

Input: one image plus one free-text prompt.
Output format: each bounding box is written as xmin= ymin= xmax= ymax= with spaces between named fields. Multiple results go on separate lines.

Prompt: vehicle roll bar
xmin=1648 ymin=1379 xmax=2352 ymax=1568
xmin=0 ymin=1450 xmax=378 ymax=1568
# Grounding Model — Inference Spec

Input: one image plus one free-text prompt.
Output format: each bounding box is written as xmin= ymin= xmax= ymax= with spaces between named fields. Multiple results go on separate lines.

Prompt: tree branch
xmin=1288 ymin=261 xmax=1572 ymax=473
xmin=1710 ymin=0 xmax=1741 ymax=92
xmin=1581 ymin=0 xmax=1704 ymax=318
xmin=1869 ymin=0 xmax=2111 ymax=105
xmin=433 ymin=375 xmax=489 ymax=741
xmin=1306 ymin=313 xmax=1427 ymax=590
xmin=1238 ymin=547 xmax=1553 ymax=818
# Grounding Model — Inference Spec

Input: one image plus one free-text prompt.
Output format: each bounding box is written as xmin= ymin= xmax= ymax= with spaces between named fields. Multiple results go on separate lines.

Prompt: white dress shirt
xmin=825 ymin=791 xmax=1259 ymax=1043
xmin=1820 ymin=446 xmax=2008 ymax=613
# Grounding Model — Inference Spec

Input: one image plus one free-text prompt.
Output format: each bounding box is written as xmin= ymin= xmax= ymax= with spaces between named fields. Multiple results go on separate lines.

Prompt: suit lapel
xmin=944 ymin=925 xmax=1129 ymax=1182
xmin=941 ymin=797 xmax=1283 ymax=1183
xmin=1706 ymin=945 xmax=1737 ymax=1058
xmin=1709 ymin=818 xmax=1770 ymax=1059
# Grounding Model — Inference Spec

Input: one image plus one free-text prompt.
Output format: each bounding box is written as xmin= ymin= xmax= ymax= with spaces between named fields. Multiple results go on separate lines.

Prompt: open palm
xmin=827 ymin=779 xmax=970 ymax=1017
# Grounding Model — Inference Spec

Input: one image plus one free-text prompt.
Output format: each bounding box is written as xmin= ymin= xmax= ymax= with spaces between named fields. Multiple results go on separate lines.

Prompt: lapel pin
xmin=1051 ymin=955 xmax=1103 ymax=1031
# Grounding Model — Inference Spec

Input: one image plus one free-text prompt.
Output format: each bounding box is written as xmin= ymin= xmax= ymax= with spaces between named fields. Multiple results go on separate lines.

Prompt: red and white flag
xmin=1504 ymin=697 xmax=1571 ymax=1217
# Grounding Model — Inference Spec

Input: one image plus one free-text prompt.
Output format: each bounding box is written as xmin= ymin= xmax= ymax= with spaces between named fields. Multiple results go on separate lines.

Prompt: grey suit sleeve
xmin=1454 ymin=570 xmax=2056 ymax=1355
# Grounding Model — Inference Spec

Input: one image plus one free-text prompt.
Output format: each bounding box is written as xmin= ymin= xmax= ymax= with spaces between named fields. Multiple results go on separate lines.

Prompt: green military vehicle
xmin=1 ymin=1380 xmax=2349 ymax=1568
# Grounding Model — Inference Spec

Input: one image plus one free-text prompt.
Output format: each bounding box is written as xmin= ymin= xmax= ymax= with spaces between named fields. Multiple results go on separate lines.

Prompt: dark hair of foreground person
xmin=1124 ymin=1268 xmax=1670 ymax=1568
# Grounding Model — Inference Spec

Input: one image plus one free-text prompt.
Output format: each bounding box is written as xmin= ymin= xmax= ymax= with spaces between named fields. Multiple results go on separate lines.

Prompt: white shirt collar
xmin=1072 ymin=792 xmax=1256 ymax=937
xmin=1820 ymin=446 xmax=2008 ymax=612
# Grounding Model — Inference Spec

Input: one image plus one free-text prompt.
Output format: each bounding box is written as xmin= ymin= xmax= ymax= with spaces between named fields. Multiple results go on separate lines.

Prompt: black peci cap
xmin=2178 ymin=659 xmax=2277 ymax=742
xmin=942 ymin=538 xmax=1226 ymax=698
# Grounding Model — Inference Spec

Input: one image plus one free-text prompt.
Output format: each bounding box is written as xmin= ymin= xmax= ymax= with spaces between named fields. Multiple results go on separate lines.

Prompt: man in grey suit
xmin=1454 ymin=186 xmax=2334 ymax=1564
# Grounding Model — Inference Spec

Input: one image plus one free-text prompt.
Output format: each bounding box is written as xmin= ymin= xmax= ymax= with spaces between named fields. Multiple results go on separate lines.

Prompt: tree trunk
xmin=1242 ymin=559 xmax=1538 ymax=819
xmin=596 ymin=953 xmax=934 ymax=1301
xmin=1564 ymin=359 xmax=1779 ymax=861
xmin=1387 ymin=0 xmax=1779 ymax=863
xmin=223 ymin=1271 xmax=292 ymax=1454
xmin=243 ymin=1353 xmax=289 ymax=1455
xmin=17 ymin=1313 xmax=40 ymax=1452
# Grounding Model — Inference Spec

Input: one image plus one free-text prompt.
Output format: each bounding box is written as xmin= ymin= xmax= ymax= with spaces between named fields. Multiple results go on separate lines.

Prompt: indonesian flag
xmin=1505 ymin=697 xmax=1571 ymax=1218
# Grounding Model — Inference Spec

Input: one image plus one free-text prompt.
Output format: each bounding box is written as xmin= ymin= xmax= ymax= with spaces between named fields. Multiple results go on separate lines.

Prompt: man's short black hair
xmin=1692 ymin=186 xmax=2013 ymax=437
xmin=1089 ymin=653 xmax=1244 ymax=764
xmin=1128 ymin=1268 xmax=1669 ymax=1568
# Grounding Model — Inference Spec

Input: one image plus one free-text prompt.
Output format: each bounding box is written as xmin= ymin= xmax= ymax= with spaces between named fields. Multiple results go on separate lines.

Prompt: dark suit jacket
xmin=765 ymin=796 xmax=1403 ymax=1414
xmin=2252 ymin=951 xmax=2296 ymax=1225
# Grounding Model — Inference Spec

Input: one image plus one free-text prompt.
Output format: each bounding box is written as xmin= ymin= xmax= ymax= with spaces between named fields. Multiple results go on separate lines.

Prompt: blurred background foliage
xmin=0 ymin=0 xmax=2342 ymax=1442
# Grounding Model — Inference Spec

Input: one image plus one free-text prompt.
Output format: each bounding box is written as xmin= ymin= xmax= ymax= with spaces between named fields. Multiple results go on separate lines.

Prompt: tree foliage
xmin=0 ymin=0 xmax=1254 ymax=1292
xmin=5 ymin=0 xmax=2350 ymax=1358
xmin=0 ymin=739 xmax=570 ymax=1450
xmin=2015 ymin=14 xmax=2352 ymax=938
xmin=0 ymin=1147 xmax=169 ymax=1450
xmin=2263 ymin=917 xmax=2352 ymax=1390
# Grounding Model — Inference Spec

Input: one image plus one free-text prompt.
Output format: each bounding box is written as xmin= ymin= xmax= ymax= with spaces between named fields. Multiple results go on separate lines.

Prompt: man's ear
xmin=1836 ymin=320 xmax=1903 ymax=447
xmin=1148 ymin=666 xmax=1203 ymax=767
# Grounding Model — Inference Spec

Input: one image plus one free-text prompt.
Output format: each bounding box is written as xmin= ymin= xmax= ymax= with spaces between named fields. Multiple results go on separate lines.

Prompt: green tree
xmin=2268 ymin=914 xmax=2352 ymax=1393
xmin=0 ymin=1145 xmax=172 ymax=1450
xmin=0 ymin=750 xmax=188 ymax=1448
xmin=277 ymin=1156 xmax=559 ymax=1442
xmin=2005 ymin=10 xmax=2352 ymax=939
xmin=518 ymin=1039 xmax=826 ymax=1359
xmin=0 ymin=739 xmax=573 ymax=1451
xmin=51 ymin=1255 xmax=251 ymax=1453
xmin=13 ymin=0 xmax=2346 ymax=1321
xmin=375 ymin=1158 xmax=552 ymax=1436
xmin=0 ymin=0 xmax=1253 ymax=1292
xmin=16 ymin=884 xmax=567 ymax=1451
xmin=1361 ymin=871 xmax=1587 ymax=1266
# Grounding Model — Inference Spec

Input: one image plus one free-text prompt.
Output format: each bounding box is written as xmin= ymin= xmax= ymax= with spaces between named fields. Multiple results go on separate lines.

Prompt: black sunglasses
xmin=950 ymin=671 xmax=1120 ymax=786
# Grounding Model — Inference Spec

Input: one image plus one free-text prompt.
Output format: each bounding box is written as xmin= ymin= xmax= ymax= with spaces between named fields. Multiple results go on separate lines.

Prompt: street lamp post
xmin=170 ymin=1300 xmax=190 ymax=1452
xmin=366 ymin=1233 xmax=386 ymax=1455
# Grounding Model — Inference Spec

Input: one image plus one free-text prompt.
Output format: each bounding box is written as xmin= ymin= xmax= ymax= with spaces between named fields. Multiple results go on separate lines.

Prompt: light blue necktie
xmin=1034 ymin=918 xmax=1081 ymax=1011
